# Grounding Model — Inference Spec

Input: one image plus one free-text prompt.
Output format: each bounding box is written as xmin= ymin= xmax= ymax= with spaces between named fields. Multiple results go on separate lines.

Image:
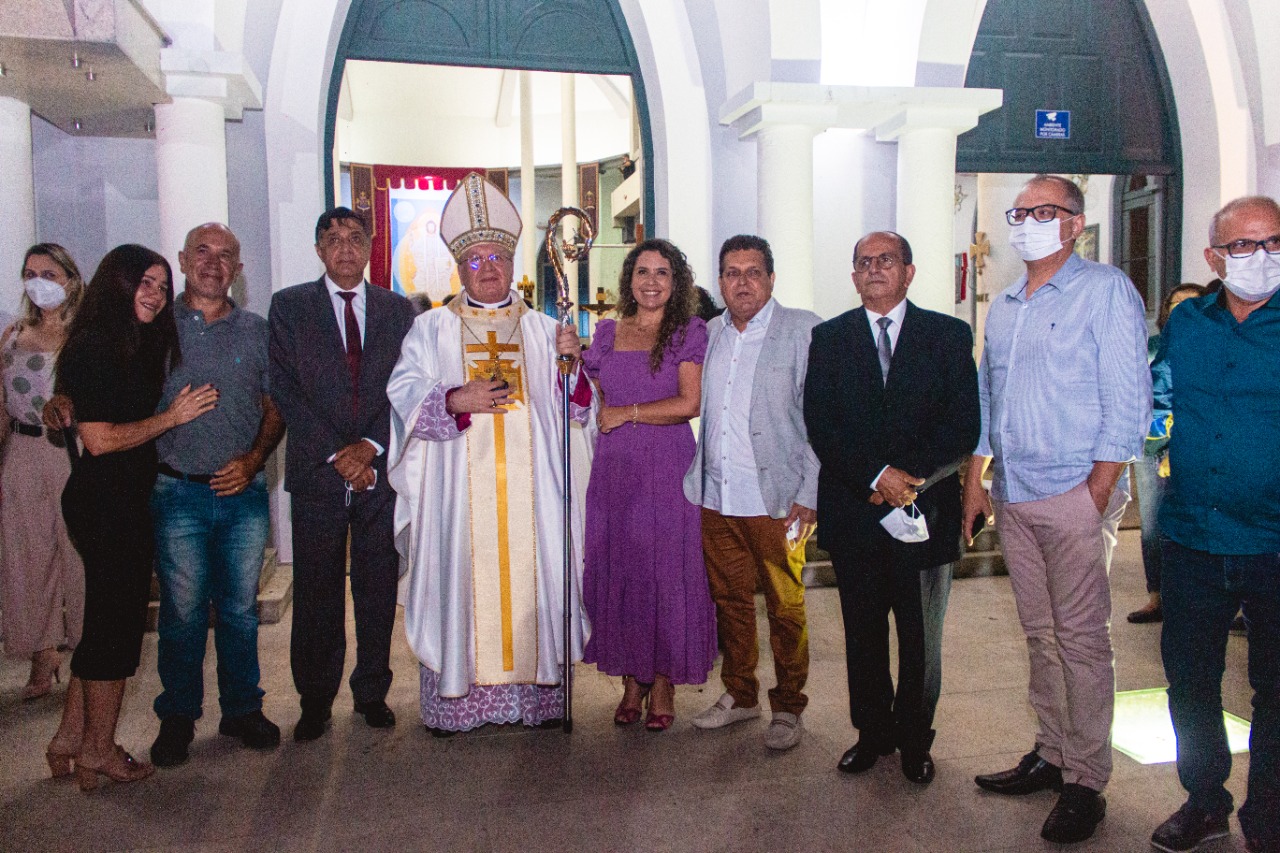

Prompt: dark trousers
xmin=1160 ymin=537 xmax=1280 ymax=844
xmin=831 ymin=541 xmax=952 ymax=753
xmin=289 ymin=484 xmax=398 ymax=709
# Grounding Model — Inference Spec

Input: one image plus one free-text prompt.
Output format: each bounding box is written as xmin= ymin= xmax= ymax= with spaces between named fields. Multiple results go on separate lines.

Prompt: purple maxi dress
xmin=581 ymin=317 xmax=717 ymax=685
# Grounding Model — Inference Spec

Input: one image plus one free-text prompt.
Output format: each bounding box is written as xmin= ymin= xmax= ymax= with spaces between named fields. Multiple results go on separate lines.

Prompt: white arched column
xmin=722 ymin=83 xmax=1000 ymax=317
xmin=0 ymin=97 xmax=36 ymax=318
xmin=756 ymin=123 xmax=819 ymax=310
xmin=155 ymin=97 xmax=229 ymax=271
xmin=157 ymin=48 xmax=262 ymax=275
xmin=876 ymin=102 xmax=996 ymax=315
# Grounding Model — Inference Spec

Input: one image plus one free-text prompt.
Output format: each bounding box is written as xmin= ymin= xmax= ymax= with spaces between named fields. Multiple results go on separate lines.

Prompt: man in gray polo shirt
xmin=148 ymin=223 xmax=285 ymax=767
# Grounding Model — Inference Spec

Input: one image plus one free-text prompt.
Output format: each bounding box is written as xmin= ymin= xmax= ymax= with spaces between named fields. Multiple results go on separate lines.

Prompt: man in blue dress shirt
xmin=962 ymin=174 xmax=1151 ymax=844
xmin=1147 ymin=196 xmax=1280 ymax=853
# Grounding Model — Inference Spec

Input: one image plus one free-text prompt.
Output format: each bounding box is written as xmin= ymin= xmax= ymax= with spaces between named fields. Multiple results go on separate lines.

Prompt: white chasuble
xmin=386 ymin=290 xmax=596 ymax=700
xmin=458 ymin=303 xmax=540 ymax=684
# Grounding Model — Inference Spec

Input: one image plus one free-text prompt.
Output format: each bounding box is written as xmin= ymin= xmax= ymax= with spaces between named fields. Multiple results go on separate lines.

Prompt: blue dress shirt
xmin=1158 ymin=290 xmax=1280 ymax=555
xmin=976 ymin=253 xmax=1151 ymax=503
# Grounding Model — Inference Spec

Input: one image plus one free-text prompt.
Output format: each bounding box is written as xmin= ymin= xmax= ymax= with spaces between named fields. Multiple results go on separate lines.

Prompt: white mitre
xmin=439 ymin=171 xmax=522 ymax=260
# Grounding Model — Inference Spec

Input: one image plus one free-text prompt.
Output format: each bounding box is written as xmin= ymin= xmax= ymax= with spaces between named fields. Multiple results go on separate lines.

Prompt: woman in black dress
xmin=43 ymin=244 xmax=217 ymax=790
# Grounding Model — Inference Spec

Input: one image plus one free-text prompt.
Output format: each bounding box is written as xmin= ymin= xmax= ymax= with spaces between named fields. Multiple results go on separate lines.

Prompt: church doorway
xmin=325 ymin=0 xmax=651 ymax=327
xmin=956 ymin=0 xmax=1181 ymax=333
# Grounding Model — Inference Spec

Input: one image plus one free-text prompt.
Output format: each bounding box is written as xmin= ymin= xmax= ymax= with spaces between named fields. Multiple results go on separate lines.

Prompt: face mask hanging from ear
xmin=880 ymin=502 xmax=930 ymax=543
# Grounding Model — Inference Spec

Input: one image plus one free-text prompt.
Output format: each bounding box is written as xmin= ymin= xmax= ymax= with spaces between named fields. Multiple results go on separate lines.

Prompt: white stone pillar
xmin=155 ymin=97 xmax=229 ymax=275
xmin=876 ymin=103 xmax=995 ymax=317
xmin=559 ymin=74 xmax=578 ymax=315
xmin=756 ymin=123 xmax=819 ymax=312
xmin=894 ymin=125 xmax=961 ymax=316
xmin=0 ymin=97 xmax=36 ymax=319
xmin=519 ymin=71 xmax=536 ymax=276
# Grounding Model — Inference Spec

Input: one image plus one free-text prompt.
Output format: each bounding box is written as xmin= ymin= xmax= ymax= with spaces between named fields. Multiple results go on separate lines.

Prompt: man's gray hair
xmin=1208 ymin=196 xmax=1280 ymax=244
xmin=1026 ymin=174 xmax=1085 ymax=215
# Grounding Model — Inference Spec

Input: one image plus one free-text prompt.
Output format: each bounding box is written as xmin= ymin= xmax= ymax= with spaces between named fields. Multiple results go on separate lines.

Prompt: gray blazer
xmin=683 ymin=302 xmax=821 ymax=518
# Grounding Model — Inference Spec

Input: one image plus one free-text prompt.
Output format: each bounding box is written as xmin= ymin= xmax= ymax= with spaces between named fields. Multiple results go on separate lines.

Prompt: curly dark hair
xmin=58 ymin=244 xmax=180 ymax=386
xmin=615 ymin=239 xmax=698 ymax=373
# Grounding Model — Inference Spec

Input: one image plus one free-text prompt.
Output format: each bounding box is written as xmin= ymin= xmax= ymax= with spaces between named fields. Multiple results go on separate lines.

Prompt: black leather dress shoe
xmin=975 ymin=749 xmax=1063 ymax=795
xmin=151 ymin=715 xmax=195 ymax=767
xmin=901 ymin=750 xmax=935 ymax=784
xmin=293 ymin=707 xmax=331 ymax=742
xmin=219 ymin=710 xmax=281 ymax=749
xmin=1127 ymin=604 xmax=1163 ymax=624
xmin=837 ymin=738 xmax=896 ymax=775
xmin=1150 ymin=802 xmax=1230 ymax=852
xmin=354 ymin=700 xmax=396 ymax=728
xmin=1041 ymin=783 xmax=1106 ymax=844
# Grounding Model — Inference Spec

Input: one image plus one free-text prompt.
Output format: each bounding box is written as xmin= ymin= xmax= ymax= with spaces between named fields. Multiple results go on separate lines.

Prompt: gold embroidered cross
xmin=466 ymin=331 xmax=524 ymax=404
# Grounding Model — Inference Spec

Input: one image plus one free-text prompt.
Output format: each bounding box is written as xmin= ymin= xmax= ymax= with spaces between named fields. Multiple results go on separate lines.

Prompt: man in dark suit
xmin=268 ymin=207 xmax=416 ymax=741
xmin=804 ymin=231 xmax=980 ymax=785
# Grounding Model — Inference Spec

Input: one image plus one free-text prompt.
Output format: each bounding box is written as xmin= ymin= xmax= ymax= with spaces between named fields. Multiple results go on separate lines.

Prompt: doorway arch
xmin=955 ymin=0 xmax=1183 ymax=288
xmin=324 ymin=0 xmax=656 ymax=228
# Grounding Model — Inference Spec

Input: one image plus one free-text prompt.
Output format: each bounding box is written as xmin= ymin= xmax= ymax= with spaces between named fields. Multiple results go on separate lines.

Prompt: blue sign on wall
xmin=1035 ymin=110 xmax=1071 ymax=140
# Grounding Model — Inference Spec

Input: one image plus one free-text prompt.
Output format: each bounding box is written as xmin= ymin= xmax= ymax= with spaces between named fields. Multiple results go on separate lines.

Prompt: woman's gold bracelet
xmin=631 ymin=403 xmax=639 ymax=427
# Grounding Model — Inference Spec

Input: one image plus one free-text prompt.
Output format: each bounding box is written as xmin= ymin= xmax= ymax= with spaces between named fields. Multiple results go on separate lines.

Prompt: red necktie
xmin=338 ymin=291 xmax=362 ymax=413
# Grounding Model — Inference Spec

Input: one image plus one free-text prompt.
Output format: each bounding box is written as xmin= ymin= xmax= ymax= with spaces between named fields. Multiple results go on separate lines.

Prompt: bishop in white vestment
xmin=387 ymin=173 xmax=593 ymax=731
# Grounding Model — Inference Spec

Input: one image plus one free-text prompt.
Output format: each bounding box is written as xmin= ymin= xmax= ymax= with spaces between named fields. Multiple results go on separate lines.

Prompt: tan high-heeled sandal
xmin=74 ymin=747 xmax=154 ymax=792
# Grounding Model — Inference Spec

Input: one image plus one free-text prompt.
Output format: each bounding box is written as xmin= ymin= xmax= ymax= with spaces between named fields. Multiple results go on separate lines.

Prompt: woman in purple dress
xmin=581 ymin=239 xmax=716 ymax=731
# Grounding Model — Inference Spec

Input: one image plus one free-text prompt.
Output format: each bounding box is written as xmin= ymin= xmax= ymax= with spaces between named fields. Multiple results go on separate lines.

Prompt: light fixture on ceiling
xmin=0 ymin=62 xmax=7 ymax=77
xmin=70 ymin=51 xmax=81 ymax=69
xmin=144 ymin=119 xmax=154 ymax=133
xmin=72 ymin=118 xmax=82 ymax=131
xmin=85 ymin=66 xmax=96 ymax=82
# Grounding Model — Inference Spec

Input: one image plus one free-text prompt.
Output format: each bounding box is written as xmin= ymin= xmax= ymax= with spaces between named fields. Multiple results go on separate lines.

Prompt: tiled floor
xmin=0 ymin=529 xmax=1255 ymax=852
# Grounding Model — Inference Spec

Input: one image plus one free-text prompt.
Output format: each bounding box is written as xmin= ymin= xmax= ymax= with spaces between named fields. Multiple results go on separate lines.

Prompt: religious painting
xmin=368 ymin=166 xmax=480 ymax=299
xmin=1075 ymin=224 xmax=1100 ymax=262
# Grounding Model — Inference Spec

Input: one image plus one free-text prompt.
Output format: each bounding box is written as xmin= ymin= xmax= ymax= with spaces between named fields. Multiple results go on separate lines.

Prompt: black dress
xmin=60 ymin=330 xmax=165 ymax=681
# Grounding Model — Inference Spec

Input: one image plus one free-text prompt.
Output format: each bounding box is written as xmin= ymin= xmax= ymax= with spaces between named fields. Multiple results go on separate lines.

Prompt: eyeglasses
xmin=1005 ymin=204 xmax=1079 ymax=225
xmin=853 ymin=254 xmax=902 ymax=273
xmin=463 ymin=253 xmax=512 ymax=270
xmin=1211 ymin=236 xmax=1280 ymax=258
xmin=722 ymin=268 xmax=767 ymax=282
xmin=319 ymin=232 xmax=370 ymax=250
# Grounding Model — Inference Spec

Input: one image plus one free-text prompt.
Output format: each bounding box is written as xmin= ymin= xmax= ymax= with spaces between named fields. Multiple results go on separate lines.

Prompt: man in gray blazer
xmin=683 ymin=234 xmax=821 ymax=751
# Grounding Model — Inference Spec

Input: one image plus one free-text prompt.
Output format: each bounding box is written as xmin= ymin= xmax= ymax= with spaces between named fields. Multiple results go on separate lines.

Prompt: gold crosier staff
xmin=545 ymin=207 xmax=595 ymax=733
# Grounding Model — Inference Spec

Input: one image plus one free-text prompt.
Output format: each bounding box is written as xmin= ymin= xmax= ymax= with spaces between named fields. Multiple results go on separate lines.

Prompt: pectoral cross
xmin=466 ymin=331 xmax=524 ymax=404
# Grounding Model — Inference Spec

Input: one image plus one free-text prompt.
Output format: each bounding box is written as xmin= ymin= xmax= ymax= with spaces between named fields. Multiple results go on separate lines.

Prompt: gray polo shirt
xmin=156 ymin=297 xmax=270 ymax=474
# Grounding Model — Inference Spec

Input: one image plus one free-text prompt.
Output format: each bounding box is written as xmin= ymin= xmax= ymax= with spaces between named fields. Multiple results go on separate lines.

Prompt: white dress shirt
xmin=866 ymin=298 xmax=907 ymax=490
xmin=702 ymin=297 xmax=777 ymax=517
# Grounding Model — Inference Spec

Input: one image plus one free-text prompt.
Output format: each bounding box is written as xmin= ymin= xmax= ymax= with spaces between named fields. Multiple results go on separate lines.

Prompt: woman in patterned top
xmin=0 ymin=244 xmax=85 ymax=701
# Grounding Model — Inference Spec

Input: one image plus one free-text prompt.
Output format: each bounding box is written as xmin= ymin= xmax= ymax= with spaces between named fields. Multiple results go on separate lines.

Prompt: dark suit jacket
xmin=268 ymin=278 xmax=415 ymax=496
xmin=804 ymin=301 xmax=980 ymax=568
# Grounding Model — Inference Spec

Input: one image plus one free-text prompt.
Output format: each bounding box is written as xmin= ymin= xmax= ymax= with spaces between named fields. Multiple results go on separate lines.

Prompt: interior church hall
xmin=1 ymin=1 xmax=1276 ymax=851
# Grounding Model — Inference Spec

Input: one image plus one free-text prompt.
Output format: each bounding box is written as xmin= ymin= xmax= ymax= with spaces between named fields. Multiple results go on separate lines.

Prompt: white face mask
xmin=879 ymin=503 xmax=930 ymax=543
xmin=1221 ymin=249 xmax=1280 ymax=303
xmin=24 ymin=277 xmax=67 ymax=310
xmin=1009 ymin=216 xmax=1072 ymax=262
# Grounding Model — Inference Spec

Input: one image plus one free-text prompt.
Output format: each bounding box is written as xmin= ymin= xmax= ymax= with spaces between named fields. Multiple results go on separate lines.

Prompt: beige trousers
xmin=0 ymin=432 xmax=83 ymax=660
xmin=994 ymin=479 xmax=1127 ymax=792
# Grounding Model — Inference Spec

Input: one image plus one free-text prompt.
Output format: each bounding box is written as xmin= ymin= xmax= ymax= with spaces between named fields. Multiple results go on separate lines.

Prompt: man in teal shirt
xmin=1150 ymin=196 xmax=1280 ymax=853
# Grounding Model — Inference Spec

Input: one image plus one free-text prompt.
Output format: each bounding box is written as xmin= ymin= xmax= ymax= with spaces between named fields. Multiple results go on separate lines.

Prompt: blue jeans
xmin=1133 ymin=453 xmax=1167 ymax=593
xmin=152 ymin=472 xmax=270 ymax=720
xmin=1160 ymin=537 xmax=1280 ymax=843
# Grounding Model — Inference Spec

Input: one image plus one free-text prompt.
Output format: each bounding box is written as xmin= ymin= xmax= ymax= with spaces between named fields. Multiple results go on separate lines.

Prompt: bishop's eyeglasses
xmin=463 ymin=252 xmax=513 ymax=270
xmin=854 ymin=254 xmax=902 ymax=273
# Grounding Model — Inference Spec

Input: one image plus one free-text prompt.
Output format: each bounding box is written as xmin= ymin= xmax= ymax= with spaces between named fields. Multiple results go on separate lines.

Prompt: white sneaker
xmin=691 ymin=693 xmax=762 ymax=729
xmin=763 ymin=712 xmax=803 ymax=750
